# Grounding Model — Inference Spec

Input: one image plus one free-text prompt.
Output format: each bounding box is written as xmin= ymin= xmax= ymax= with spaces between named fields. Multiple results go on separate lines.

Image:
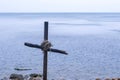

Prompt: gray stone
xmin=29 ymin=73 xmax=42 ymax=80
xmin=9 ymin=74 xmax=24 ymax=80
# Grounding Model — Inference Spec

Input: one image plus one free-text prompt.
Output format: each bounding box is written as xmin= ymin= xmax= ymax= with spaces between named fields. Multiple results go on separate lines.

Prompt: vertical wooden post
xmin=43 ymin=22 xmax=48 ymax=80
xmin=24 ymin=21 xmax=67 ymax=80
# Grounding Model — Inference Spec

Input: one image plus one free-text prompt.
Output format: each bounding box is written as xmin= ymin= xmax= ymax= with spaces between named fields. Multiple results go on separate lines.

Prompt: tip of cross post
xmin=44 ymin=21 xmax=48 ymax=24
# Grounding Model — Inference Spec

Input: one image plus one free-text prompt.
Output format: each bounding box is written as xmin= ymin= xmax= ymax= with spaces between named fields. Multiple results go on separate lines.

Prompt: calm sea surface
xmin=0 ymin=13 xmax=120 ymax=80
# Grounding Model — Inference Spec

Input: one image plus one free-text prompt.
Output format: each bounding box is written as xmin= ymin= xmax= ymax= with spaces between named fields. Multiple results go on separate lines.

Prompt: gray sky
xmin=0 ymin=0 xmax=120 ymax=13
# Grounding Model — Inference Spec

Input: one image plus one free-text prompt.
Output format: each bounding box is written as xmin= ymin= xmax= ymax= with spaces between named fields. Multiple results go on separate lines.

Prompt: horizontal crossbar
xmin=24 ymin=42 xmax=68 ymax=55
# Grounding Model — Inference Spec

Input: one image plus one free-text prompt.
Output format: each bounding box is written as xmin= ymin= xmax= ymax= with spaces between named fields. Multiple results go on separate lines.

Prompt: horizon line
xmin=0 ymin=12 xmax=120 ymax=14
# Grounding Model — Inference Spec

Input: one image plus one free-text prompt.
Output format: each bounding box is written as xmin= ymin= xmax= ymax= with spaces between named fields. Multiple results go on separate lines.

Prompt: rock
xmin=29 ymin=73 xmax=42 ymax=78
xmin=9 ymin=74 xmax=24 ymax=80
xmin=14 ymin=68 xmax=32 ymax=71
xmin=30 ymin=73 xmax=38 ymax=77
xmin=118 ymin=78 xmax=120 ymax=80
xmin=29 ymin=73 xmax=42 ymax=80
xmin=105 ymin=78 xmax=111 ymax=80
xmin=29 ymin=76 xmax=42 ymax=80
xmin=24 ymin=75 xmax=29 ymax=80
xmin=96 ymin=78 xmax=101 ymax=80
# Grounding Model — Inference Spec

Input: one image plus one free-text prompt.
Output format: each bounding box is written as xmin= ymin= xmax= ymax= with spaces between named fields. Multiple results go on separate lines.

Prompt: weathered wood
xmin=24 ymin=21 xmax=68 ymax=80
xmin=43 ymin=22 xmax=48 ymax=80
xmin=24 ymin=42 xmax=68 ymax=55
xmin=49 ymin=48 xmax=68 ymax=55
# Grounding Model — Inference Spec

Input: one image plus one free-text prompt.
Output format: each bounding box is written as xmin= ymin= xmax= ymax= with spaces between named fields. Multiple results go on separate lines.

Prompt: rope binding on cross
xmin=40 ymin=40 xmax=52 ymax=51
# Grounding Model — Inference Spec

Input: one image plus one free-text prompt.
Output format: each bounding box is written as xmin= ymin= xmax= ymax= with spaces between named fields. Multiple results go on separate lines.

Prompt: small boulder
xmin=9 ymin=74 xmax=24 ymax=80
xmin=29 ymin=73 xmax=42 ymax=80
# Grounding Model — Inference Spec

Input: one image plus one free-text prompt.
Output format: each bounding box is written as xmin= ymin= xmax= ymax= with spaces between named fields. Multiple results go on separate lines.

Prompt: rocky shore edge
xmin=1 ymin=73 xmax=42 ymax=80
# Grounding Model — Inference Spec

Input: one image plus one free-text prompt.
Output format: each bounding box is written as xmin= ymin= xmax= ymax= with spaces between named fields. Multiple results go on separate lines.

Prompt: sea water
xmin=0 ymin=13 xmax=120 ymax=80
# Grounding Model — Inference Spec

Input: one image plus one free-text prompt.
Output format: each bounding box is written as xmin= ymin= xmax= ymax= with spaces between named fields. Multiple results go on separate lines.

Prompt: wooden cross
xmin=24 ymin=21 xmax=68 ymax=80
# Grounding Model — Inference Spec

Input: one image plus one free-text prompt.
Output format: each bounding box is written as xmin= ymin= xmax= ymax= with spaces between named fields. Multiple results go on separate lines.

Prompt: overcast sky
xmin=0 ymin=0 xmax=120 ymax=13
